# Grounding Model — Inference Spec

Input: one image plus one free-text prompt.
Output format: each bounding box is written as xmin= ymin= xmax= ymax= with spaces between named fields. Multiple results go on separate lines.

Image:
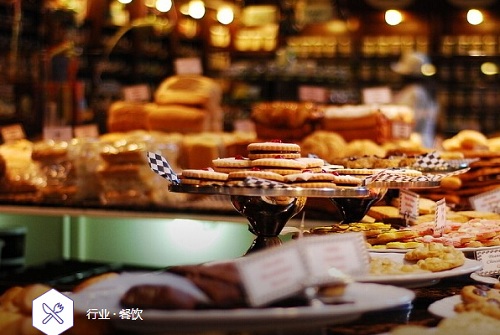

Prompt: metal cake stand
xmin=169 ymin=181 xmax=439 ymax=254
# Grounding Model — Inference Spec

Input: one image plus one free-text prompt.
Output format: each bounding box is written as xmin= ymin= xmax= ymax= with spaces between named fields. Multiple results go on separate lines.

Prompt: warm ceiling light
xmin=188 ymin=0 xmax=205 ymax=19
xmin=481 ymin=62 xmax=498 ymax=75
xmin=467 ymin=9 xmax=484 ymax=25
xmin=118 ymin=0 xmax=132 ymax=4
xmin=217 ymin=6 xmax=234 ymax=25
xmin=385 ymin=9 xmax=403 ymax=26
xmin=156 ymin=0 xmax=173 ymax=12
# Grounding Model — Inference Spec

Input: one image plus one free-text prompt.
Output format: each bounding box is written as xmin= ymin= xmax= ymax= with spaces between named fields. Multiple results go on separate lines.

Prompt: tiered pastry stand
xmin=169 ymin=182 xmax=438 ymax=253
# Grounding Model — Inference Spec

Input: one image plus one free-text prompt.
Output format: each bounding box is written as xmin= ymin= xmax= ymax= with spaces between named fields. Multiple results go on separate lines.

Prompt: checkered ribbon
xmin=237 ymin=177 xmax=291 ymax=189
xmin=363 ymin=167 xmax=470 ymax=185
xmin=413 ymin=151 xmax=450 ymax=169
xmin=146 ymin=152 xmax=180 ymax=184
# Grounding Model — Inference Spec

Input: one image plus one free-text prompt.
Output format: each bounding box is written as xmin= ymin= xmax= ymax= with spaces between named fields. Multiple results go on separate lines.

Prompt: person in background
xmin=391 ymin=52 xmax=439 ymax=148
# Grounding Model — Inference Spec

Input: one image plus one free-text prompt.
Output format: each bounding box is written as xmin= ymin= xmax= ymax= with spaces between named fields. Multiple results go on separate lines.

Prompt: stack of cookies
xmin=417 ymin=151 xmax=500 ymax=209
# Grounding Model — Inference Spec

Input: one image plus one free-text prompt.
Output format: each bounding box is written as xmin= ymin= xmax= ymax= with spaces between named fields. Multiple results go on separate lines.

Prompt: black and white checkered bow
xmin=146 ymin=152 xmax=180 ymax=184
xmin=414 ymin=151 xmax=450 ymax=169
xmin=241 ymin=177 xmax=290 ymax=189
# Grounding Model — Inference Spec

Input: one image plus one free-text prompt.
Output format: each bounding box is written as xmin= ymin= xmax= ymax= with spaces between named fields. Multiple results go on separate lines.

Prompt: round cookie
xmin=250 ymin=158 xmax=307 ymax=175
xmin=284 ymin=171 xmax=336 ymax=188
xmin=296 ymin=157 xmax=325 ymax=172
xmin=212 ymin=156 xmax=251 ymax=173
xmin=227 ymin=170 xmax=285 ymax=186
xmin=247 ymin=141 xmax=301 ymax=160
xmin=180 ymin=168 xmax=228 ymax=186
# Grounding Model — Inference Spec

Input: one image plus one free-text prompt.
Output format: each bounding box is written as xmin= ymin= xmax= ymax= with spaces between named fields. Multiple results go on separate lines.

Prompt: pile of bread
xmin=107 ymin=74 xmax=223 ymax=134
xmin=417 ymin=130 xmax=500 ymax=208
xmin=251 ymin=102 xmax=414 ymax=144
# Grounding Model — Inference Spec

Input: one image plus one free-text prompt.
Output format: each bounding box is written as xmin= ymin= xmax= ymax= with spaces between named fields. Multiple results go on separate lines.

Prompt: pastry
xmin=247 ymin=141 xmax=301 ymax=160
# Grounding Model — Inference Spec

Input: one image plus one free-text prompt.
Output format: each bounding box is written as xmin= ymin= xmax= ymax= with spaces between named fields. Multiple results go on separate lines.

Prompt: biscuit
xmin=227 ymin=170 xmax=285 ymax=186
xmin=247 ymin=141 xmax=301 ymax=160
xmin=284 ymin=171 xmax=336 ymax=188
xmin=250 ymin=158 xmax=307 ymax=175
xmin=455 ymin=284 xmax=500 ymax=320
xmin=404 ymin=242 xmax=465 ymax=271
xmin=180 ymin=168 xmax=228 ymax=186
xmin=212 ymin=156 xmax=252 ymax=173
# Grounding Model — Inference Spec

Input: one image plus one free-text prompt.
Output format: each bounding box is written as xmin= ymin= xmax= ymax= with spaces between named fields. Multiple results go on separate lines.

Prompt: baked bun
xmin=146 ymin=103 xmax=207 ymax=134
xmin=251 ymin=101 xmax=322 ymax=142
xmin=154 ymin=75 xmax=221 ymax=107
xmin=107 ymin=101 xmax=150 ymax=133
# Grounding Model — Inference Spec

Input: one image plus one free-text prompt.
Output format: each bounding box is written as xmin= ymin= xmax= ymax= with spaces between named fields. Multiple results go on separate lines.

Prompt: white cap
xmin=391 ymin=52 xmax=432 ymax=77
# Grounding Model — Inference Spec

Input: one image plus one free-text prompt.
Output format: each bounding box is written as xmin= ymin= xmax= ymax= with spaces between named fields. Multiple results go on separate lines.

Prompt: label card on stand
xmin=74 ymin=124 xmax=99 ymax=139
xmin=175 ymin=57 xmax=203 ymax=75
xmin=122 ymin=84 xmax=151 ymax=102
xmin=43 ymin=126 xmax=73 ymax=141
xmin=469 ymin=188 xmax=500 ymax=214
xmin=235 ymin=243 xmax=308 ymax=307
xmin=362 ymin=86 xmax=392 ymax=104
xmin=474 ymin=247 xmax=500 ymax=277
xmin=235 ymin=233 xmax=369 ymax=307
xmin=299 ymin=233 xmax=369 ymax=286
xmin=434 ymin=198 xmax=447 ymax=236
xmin=1 ymin=124 xmax=26 ymax=142
xmin=298 ymin=86 xmax=328 ymax=103
xmin=399 ymin=189 xmax=419 ymax=224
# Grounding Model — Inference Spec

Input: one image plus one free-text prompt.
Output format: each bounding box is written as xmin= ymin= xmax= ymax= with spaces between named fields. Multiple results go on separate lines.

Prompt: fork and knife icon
xmin=42 ymin=302 xmax=65 ymax=324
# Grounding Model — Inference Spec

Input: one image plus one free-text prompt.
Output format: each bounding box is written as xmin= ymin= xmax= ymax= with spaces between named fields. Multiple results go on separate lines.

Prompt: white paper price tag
xmin=299 ymin=233 xmax=369 ymax=286
xmin=362 ymin=86 xmax=392 ymax=104
xmin=392 ymin=121 xmax=412 ymax=139
xmin=43 ymin=126 xmax=73 ymax=141
xmin=474 ymin=247 xmax=500 ymax=277
xmin=235 ymin=243 xmax=308 ymax=307
xmin=74 ymin=124 xmax=99 ymax=138
xmin=298 ymin=86 xmax=327 ymax=103
xmin=175 ymin=57 xmax=203 ymax=75
xmin=122 ymin=84 xmax=151 ymax=102
xmin=470 ymin=188 xmax=500 ymax=214
xmin=434 ymin=198 xmax=447 ymax=236
xmin=1 ymin=124 xmax=26 ymax=142
xmin=399 ymin=189 xmax=419 ymax=224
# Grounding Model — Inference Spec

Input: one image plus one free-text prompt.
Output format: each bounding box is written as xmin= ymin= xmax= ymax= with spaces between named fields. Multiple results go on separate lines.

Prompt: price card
xmin=43 ymin=126 xmax=73 ymax=141
xmin=235 ymin=243 xmax=308 ymax=307
xmin=122 ymin=84 xmax=151 ymax=102
xmin=74 ymin=124 xmax=99 ymax=139
xmin=392 ymin=121 xmax=412 ymax=139
xmin=175 ymin=57 xmax=203 ymax=75
xmin=1 ymin=124 xmax=26 ymax=142
xmin=474 ymin=247 xmax=500 ymax=277
xmin=298 ymin=233 xmax=369 ymax=286
xmin=399 ymin=189 xmax=419 ymax=224
xmin=434 ymin=198 xmax=447 ymax=236
xmin=298 ymin=86 xmax=328 ymax=103
xmin=469 ymin=188 xmax=500 ymax=214
xmin=362 ymin=86 xmax=392 ymax=104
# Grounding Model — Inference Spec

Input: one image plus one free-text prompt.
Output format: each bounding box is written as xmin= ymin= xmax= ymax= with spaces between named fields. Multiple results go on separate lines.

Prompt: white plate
xmin=355 ymin=253 xmax=483 ymax=288
xmin=470 ymin=272 xmax=500 ymax=285
xmin=428 ymin=295 xmax=460 ymax=319
xmin=72 ymin=272 xmax=415 ymax=333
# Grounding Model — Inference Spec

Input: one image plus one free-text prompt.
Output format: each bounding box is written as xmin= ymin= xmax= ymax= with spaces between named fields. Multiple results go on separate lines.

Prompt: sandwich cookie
xmin=212 ymin=155 xmax=251 ymax=173
xmin=247 ymin=141 xmax=301 ymax=160
xmin=284 ymin=171 xmax=337 ymax=188
xmin=250 ymin=157 xmax=307 ymax=175
xmin=296 ymin=157 xmax=325 ymax=172
xmin=226 ymin=170 xmax=285 ymax=186
xmin=180 ymin=168 xmax=228 ymax=186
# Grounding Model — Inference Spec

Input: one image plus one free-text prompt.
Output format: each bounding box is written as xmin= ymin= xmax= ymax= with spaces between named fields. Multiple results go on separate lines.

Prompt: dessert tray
xmin=357 ymin=253 xmax=482 ymax=288
xmin=72 ymin=272 xmax=415 ymax=333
